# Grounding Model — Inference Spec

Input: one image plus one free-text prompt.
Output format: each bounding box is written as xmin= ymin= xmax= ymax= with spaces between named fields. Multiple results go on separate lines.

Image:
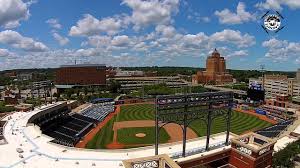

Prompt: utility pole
xmin=50 ymin=82 xmax=53 ymax=103
xmin=260 ymin=64 xmax=266 ymax=90
xmin=141 ymin=82 xmax=145 ymax=99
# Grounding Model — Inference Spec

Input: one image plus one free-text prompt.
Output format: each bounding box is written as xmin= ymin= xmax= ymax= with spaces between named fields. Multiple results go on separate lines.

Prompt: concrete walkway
xmin=278 ymin=115 xmax=300 ymax=139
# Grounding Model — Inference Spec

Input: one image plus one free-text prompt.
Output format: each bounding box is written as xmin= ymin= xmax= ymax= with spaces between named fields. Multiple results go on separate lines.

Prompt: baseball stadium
xmin=0 ymin=93 xmax=296 ymax=168
xmin=79 ymin=102 xmax=272 ymax=150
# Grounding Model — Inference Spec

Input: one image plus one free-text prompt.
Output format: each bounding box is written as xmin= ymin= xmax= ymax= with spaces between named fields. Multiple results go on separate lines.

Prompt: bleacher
xmin=72 ymin=113 xmax=98 ymax=123
xmin=262 ymin=105 xmax=292 ymax=121
xmin=256 ymin=120 xmax=293 ymax=138
xmin=31 ymin=105 xmax=96 ymax=147
xmin=80 ymin=101 xmax=114 ymax=122
xmin=47 ymin=131 xmax=75 ymax=147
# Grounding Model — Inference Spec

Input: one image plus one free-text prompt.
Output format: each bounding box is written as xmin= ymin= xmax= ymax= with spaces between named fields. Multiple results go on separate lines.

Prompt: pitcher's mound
xmin=135 ymin=133 xmax=146 ymax=138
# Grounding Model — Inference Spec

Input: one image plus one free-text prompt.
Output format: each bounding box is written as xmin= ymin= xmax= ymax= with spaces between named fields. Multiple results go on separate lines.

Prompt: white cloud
xmin=46 ymin=19 xmax=69 ymax=46
xmin=0 ymin=27 xmax=256 ymax=70
xmin=122 ymin=0 xmax=180 ymax=30
xmin=0 ymin=48 xmax=15 ymax=57
xmin=0 ymin=48 xmax=145 ymax=70
xmin=52 ymin=33 xmax=69 ymax=46
xmin=69 ymin=14 xmax=126 ymax=36
xmin=200 ymin=17 xmax=210 ymax=23
xmin=155 ymin=25 xmax=176 ymax=38
xmin=262 ymin=38 xmax=300 ymax=62
xmin=111 ymin=35 xmax=131 ymax=47
xmin=0 ymin=0 xmax=33 ymax=28
xmin=210 ymin=29 xmax=255 ymax=47
xmin=256 ymin=0 xmax=300 ymax=10
xmin=86 ymin=35 xmax=111 ymax=48
xmin=133 ymin=41 xmax=147 ymax=51
xmin=180 ymin=33 xmax=208 ymax=49
xmin=227 ymin=50 xmax=248 ymax=58
xmin=187 ymin=11 xmax=211 ymax=23
xmin=46 ymin=18 xmax=62 ymax=29
xmin=83 ymin=35 xmax=136 ymax=51
xmin=262 ymin=38 xmax=287 ymax=48
xmin=215 ymin=2 xmax=255 ymax=24
xmin=0 ymin=30 xmax=48 ymax=52
xmin=81 ymin=28 xmax=255 ymax=65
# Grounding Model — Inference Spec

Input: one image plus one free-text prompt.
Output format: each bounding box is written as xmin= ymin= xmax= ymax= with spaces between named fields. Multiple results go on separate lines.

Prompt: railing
xmin=171 ymin=141 xmax=228 ymax=159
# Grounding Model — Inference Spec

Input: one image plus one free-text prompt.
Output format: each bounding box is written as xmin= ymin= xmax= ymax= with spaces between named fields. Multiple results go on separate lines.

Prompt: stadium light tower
xmin=141 ymin=81 xmax=145 ymax=98
xmin=260 ymin=64 xmax=266 ymax=89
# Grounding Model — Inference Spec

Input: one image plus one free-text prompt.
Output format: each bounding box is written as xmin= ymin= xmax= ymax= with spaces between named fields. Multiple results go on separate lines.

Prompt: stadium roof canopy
xmin=91 ymin=98 xmax=114 ymax=103
xmin=55 ymin=85 xmax=75 ymax=89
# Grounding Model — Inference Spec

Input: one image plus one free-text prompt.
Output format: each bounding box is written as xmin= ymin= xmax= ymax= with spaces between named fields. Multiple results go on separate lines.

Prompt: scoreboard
xmin=247 ymin=82 xmax=265 ymax=101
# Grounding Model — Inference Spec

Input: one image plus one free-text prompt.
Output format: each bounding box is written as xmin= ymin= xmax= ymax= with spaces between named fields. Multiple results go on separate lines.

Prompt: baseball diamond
xmin=85 ymin=103 xmax=272 ymax=149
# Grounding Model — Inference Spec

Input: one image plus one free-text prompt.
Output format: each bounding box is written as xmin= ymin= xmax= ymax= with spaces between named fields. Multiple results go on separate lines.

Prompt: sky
xmin=0 ymin=0 xmax=300 ymax=71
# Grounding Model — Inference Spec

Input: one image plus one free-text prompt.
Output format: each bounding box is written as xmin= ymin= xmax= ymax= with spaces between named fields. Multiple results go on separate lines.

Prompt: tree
xmin=74 ymin=88 xmax=80 ymax=96
xmin=108 ymin=80 xmax=121 ymax=93
xmin=66 ymin=88 xmax=74 ymax=99
xmin=272 ymin=139 xmax=300 ymax=168
xmin=83 ymin=87 xmax=88 ymax=96
xmin=191 ymin=86 xmax=208 ymax=93
xmin=144 ymin=84 xmax=174 ymax=95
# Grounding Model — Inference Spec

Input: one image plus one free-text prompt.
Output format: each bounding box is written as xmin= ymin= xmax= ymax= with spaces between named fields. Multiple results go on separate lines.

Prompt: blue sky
xmin=0 ymin=0 xmax=300 ymax=71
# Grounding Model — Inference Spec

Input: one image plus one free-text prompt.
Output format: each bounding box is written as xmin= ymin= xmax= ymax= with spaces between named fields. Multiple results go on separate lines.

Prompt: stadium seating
xmin=80 ymin=102 xmax=114 ymax=122
xmin=72 ymin=113 xmax=98 ymax=123
xmin=29 ymin=101 xmax=115 ymax=147
xmin=32 ymin=107 xmax=96 ymax=147
xmin=256 ymin=120 xmax=293 ymax=138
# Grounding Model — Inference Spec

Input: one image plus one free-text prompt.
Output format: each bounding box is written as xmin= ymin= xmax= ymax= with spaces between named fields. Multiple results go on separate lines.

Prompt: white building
xmin=249 ymin=72 xmax=300 ymax=98
xmin=112 ymin=76 xmax=189 ymax=90
xmin=17 ymin=73 xmax=32 ymax=81
xmin=114 ymin=68 xmax=144 ymax=77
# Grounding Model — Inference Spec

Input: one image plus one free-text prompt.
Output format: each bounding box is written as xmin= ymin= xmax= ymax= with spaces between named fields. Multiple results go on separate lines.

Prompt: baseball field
xmin=85 ymin=103 xmax=272 ymax=149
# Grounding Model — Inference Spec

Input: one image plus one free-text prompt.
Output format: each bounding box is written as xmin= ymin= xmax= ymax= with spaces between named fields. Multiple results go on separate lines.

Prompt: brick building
xmin=56 ymin=64 xmax=106 ymax=86
xmin=192 ymin=49 xmax=233 ymax=85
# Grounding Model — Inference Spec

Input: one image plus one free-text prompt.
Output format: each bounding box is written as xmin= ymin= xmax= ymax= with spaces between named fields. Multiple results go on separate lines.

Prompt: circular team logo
xmin=261 ymin=11 xmax=285 ymax=34
xmin=264 ymin=14 xmax=281 ymax=31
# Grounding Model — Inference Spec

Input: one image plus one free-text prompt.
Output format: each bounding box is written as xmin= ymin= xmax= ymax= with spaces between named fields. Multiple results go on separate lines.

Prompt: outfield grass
xmin=85 ymin=103 xmax=272 ymax=149
xmin=86 ymin=117 xmax=115 ymax=149
xmin=117 ymin=127 xmax=170 ymax=145
xmin=117 ymin=104 xmax=155 ymax=121
xmin=189 ymin=111 xmax=272 ymax=136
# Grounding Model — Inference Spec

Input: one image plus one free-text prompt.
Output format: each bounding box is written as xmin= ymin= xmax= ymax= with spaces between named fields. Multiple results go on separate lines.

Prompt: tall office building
xmin=192 ymin=49 xmax=233 ymax=85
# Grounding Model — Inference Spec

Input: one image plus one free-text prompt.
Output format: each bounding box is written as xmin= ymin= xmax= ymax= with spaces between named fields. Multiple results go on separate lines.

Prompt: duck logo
xmin=261 ymin=11 xmax=285 ymax=34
